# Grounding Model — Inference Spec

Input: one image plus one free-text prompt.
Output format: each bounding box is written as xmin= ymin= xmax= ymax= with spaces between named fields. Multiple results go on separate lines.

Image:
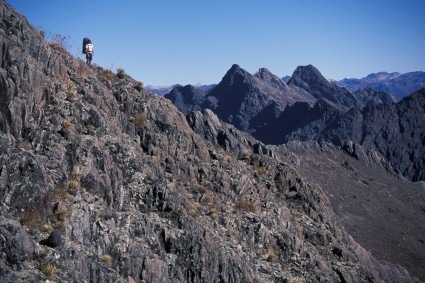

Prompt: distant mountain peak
xmin=219 ymin=64 xmax=253 ymax=87
xmin=254 ymin=67 xmax=287 ymax=87
xmin=364 ymin=72 xmax=400 ymax=82
xmin=289 ymin=64 xmax=328 ymax=85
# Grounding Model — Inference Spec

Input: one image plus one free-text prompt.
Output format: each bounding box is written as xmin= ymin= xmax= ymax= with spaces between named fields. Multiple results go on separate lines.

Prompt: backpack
xmin=82 ymin=38 xmax=90 ymax=54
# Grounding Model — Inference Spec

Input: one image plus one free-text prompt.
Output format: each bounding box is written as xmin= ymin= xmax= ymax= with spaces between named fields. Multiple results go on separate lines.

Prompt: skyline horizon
xmin=6 ymin=0 xmax=425 ymax=86
xmin=144 ymin=63 xmax=424 ymax=87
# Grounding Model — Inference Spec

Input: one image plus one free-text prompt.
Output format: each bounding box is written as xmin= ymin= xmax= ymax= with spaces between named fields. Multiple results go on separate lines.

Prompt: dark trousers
xmin=86 ymin=52 xmax=93 ymax=64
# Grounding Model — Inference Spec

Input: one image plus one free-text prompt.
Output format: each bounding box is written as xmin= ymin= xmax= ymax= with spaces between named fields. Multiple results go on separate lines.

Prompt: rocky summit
xmin=0 ymin=1 xmax=423 ymax=283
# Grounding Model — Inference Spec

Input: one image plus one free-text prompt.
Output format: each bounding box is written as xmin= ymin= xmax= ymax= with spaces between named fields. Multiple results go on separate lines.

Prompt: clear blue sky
xmin=6 ymin=0 xmax=425 ymax=86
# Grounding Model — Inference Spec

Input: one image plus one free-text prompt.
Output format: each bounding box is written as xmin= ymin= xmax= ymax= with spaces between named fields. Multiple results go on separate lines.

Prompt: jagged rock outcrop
xmin=164 ymin=84 xmax=206 ymax=114
xmin=253 ymin=99 xmax=343 ymax=145
xmin=201 ymin=64 xmax=314 ymax=132
xmin=322 ymin=89 xmax=425 ymax=181
xmin=288 ymin=65 xmax=362 ymax=111
xmin=353 ymin=87 xmax=398 ymax=106
xmin=0 ymin=2 xmax=422 ymax=282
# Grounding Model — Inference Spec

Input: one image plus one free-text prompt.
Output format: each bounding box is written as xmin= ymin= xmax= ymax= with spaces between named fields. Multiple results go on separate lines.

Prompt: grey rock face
xmin=353 ymin=87 xmax=398 ymax=106
xmin=164 ymin=84 xmax=206 ymax=114
xmin=322 ymin=89 xmax=425 ymax=181
xmin=201 ymin=64 xmax=314 ymax=132
xmin=288 ymin=65 xmax=362 ymax=111
xmin=0 ymin=1 xmax=422 ymax=283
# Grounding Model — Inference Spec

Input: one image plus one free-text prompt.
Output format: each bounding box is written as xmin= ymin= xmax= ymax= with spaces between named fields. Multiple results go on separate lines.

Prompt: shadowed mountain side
xmin=353 ymin=87 xmax=398 ymax=106
xmin=253 ymin=99 xmax=342 ymax=145
xmin=288 ymin=65 xmax=362 ymax=111
xmin=164 ymin=84 xmax=206 ymax=114
xmin=321 ymin=89 xmax=425 ymax=181
xmin=201 ymin=64 xmax=315 ymax=132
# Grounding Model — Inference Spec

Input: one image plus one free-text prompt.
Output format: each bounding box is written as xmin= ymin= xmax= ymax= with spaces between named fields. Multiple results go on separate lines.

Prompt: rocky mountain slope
xmin=1 ymin=1 xmax=422 ymax=282
xmin=321 ymin=89 xmax=425 ymax=181
xmin=277 ymin=141 xmax=425 ymax=281
xmin=287 ymin=65 xmax=362 ymax=112
xmin=252 ymin=87 xmax=425 ymax=182
xmin=201 ymin=64 xmax=313 ymax=133
xmin=164 ymin=84 xmax=206 ymax=114
xmin=335 ymin=71 xmax=425 ymax=99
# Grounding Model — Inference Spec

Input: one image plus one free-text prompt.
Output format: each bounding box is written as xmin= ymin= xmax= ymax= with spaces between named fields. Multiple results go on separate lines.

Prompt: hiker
xmin=82 ymin=38 xmax=94 ymax=65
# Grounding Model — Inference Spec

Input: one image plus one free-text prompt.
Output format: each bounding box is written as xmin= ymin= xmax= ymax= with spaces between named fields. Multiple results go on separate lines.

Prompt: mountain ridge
xmin=335 ymin=71 xmax=425 ymax=99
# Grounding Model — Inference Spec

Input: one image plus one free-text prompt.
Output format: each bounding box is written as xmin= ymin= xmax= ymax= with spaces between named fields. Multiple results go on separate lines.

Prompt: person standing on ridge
xmin=83 ymin=38 xmax=94 ymax=65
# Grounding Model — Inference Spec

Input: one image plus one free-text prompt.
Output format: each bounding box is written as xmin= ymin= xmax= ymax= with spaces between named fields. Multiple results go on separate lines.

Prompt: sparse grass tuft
xmin=133 ymin=113 xmax=146 ymax=130
xmin=255 ymin=166 xmax=268 ymax=176
xmin=62 ymin=120 xmax=71 ymax=129
xmin=67 ymin=87 xmax=77 ymax=101
xmin=19 ymin=210 xmax=43 ymax=230
xmin=43 ymin=223 xmax=54 ymax=234
xmin=55 ymin=207 xmax=68 ymax=217
xmin=266 ymin=249 xmax=277 ymax=262
xmin=42 ymin=263 xmax=56 ymax=279
xmin=52 ymin=187 xmax=72 ymax=201
xmin=235 ymin=199 xmax=256 ymax=213
xmin=68 ymin=180 xmax=79 ymax=190
xmin=117 ymin=67 xmax=125 ymax=79
xmin=242 ymin=148 xmax=251 ymax=159
xmin=101 ymin=254 xmax=112 ymax=266
xmin=86 ymin=124 xmax=96 ymax=131
xmin=134 ymin=82 xmax=144 ymax=92
xmin=196 ymin=186 xmax=207 ymax=194
xmin=98 ymin=210 xmax=108 ymax=219
xmin=19 ymin=141 xmax=32 ymax=151
xmin=96 ymin=67 xmax=116 ymax=81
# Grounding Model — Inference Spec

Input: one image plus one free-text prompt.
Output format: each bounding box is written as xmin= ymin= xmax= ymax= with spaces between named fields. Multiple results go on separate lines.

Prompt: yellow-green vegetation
xmin=18 ymin=141 xmax=32 ymax=151
xmin=266 ymin=249 xmax=277 ymax=262
xmin=48 ymin=41 xmax=67 ymax=53
xmin=235 ymin=199 xmax=256 ymax=213
xmin=19 ymin=210 xmax=43 ymax=230
xmin=242 ymin=148 xmax=251 ymax=159
xmin=101 ymin=254 xmax=112 ymax=266
xmin=52 ymin=186 xmax=72 ymax=202
xmin=67 ymin=87 xmax=77 ymax=101
xmin=117 ymin=67 xmax=125 ymax=79
xmin=42 ymin=263 xmax=56 ymax=279
xmin=55 ymin=207 xmax=68 ymax=217
xmin=208 ymin=204 xmax=218 ymax=220
xmin=68 ymin=174 xmax=80 ymax=189
xmin=95 ymin=67 xmax=116 ymax=81
xmin=86 ymin=124 xmax=96 ymax=131
xmin=255 ymin=166 xmax=268 ymax=176
xmin=68 ymin=180 xmax=79 ymax=190
xmin=134 ymin=82 xmax=144 ymax=92
xmin=47 ymin=32 xmax=71 ymax=52
xmin=133 ymin=113 xmax=146 ymax=130
xmin=98 ymin=210 xmax=108 ymax=219
xmin=196 ymin=186 xmax=207 ymax=194
xmin=43 ymin=223 xmax=54 ymax=234
xmin=62 ymin=120 xmax=71 ymax=129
